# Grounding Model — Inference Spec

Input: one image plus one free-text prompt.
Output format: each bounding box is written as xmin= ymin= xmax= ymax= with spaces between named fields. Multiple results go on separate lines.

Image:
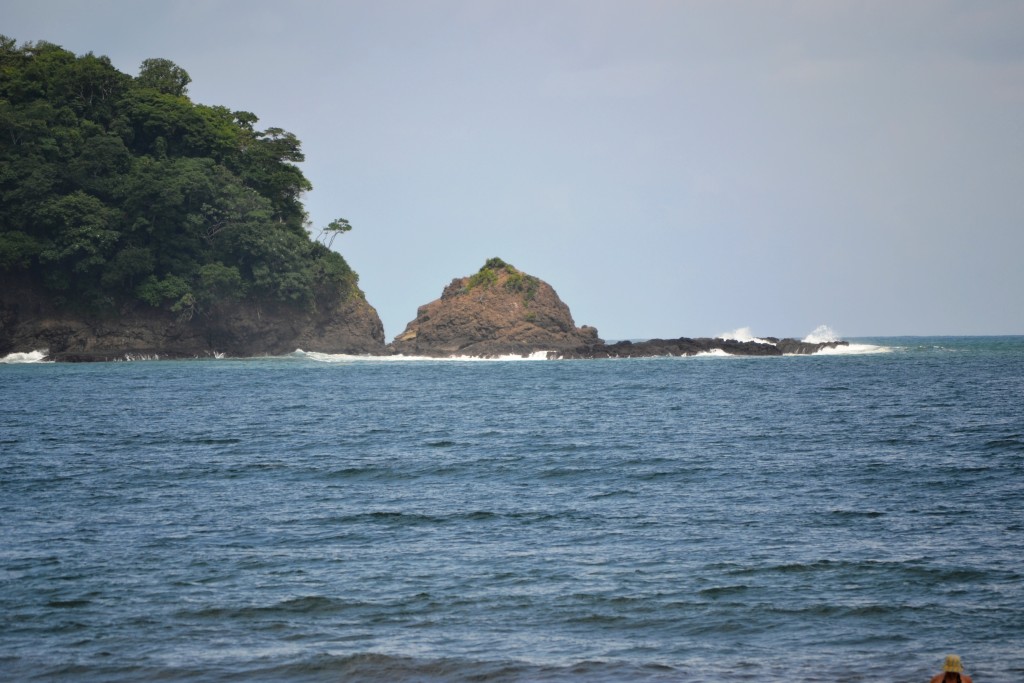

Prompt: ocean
xmin=1 ymin=337 xmax=1022 ymax=682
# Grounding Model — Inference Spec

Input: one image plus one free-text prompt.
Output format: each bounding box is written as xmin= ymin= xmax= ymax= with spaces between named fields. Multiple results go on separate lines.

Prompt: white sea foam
xmin=715 ymin=327 xmax=775 ymax=345
xmin=809 ymin=342 xmax=891 ymax=356
xmin=802 ymin=324 xmax=839 ymax=344
xmin=799 ymin=325 xmax=891 ymax=355
xmin=0 ymin=349 xmax=50 ymax=363
xmin=695 ymin=348 xmax=733 ymax=357
xmin=468 ymin=350 xmax=553 ymax=362
xmin=293 ymin=349 xmax=555 ymax=363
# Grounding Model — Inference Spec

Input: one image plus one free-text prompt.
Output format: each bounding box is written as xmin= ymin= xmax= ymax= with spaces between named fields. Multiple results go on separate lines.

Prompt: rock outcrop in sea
xmin=389 ymin=258 xmax=847 ymax=359
xmin=554 ymin=335 xmax=846 ymax=358
xmin=388 ymin=258 xmax=600 ymax=357
xmin=0 ymin=273 xmax=386 ymax=361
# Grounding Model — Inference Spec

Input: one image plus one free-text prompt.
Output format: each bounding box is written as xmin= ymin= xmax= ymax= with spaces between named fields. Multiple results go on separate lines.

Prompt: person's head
xmin=943 ymin=654 xmax=964 ymax=676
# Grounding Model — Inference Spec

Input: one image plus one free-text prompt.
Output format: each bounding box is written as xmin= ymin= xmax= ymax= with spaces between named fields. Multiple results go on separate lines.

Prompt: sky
xmin=5 ymin=1 xmax=1023 ymax=339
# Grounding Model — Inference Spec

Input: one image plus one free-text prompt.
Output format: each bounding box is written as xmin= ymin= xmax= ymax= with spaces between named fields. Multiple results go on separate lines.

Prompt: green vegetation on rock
xmin=0 ymin=36 xmax=357 ymax=315
xmin=464 ymin=257 xmax=540 ymax=305
xmin=503 ymin=269 xmax=539 ymax=303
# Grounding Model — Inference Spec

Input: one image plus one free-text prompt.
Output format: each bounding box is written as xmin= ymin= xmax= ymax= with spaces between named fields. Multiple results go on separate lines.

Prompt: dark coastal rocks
xmin=554 ymin=336 xmax=847 ymax=359
xmin=0 ymin=273 xmax=386 ymax=360
xmin=388 ymin=258 xmax=600 ymax=357
xmin=770 ymin=337 xmax=848 ymax=355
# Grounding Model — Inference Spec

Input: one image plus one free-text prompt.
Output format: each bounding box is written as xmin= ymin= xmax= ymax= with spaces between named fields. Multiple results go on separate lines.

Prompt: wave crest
xmin=715 ymin=327 xmax=774 ymax=345
xmin=803 ymin=325 xmax=839 ymax=344
xmin=293 ymin=349 xmax=554 ymax=363
xmin=0 ymin=349 xmax=50 ymax=363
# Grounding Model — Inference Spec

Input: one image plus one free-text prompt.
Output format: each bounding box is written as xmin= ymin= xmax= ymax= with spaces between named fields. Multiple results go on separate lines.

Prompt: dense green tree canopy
xmin=0 ymin=36 xmax=356 ymax=314
xmin=136 ymin=57 xmax=191 ymax=96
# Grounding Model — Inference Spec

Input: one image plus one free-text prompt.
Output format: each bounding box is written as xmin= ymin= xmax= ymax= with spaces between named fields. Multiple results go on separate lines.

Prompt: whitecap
xmin=292 ymin=349 xmax=555 ymax=363
xmin=290 ymin=350 xmax=399 ymax=363
xmin=799 ymin=326 xmax=892 ymax=354
xmin=802 ymin=324 xmax=839 ymax=344
xmin=0 ymin=349 xmax=50 ymax=363
xmin=715 ymin=327 xmax=775 ymax=345
xmin=695 ymin=348 xmax=733 ymax=357
xmin=451 ymin=350 xmax=554 ymax=362
xmin=810 ymin=343 xmax=891 ymax=356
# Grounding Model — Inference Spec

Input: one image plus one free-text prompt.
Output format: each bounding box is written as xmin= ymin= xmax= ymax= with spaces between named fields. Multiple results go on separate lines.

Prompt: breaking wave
xmin=715 ymin=327 xmax=775 ymax=345
xmin=803 ymin=324 xmax=839 ymax=344
xmin=812 ymin=342 xmax=891 ymax=355
xmin=0 ymin=349 xmax=50 ymax=363
xmin=795 ymin=327 xmax=888 ymax=355
xmin=713 ymin=325 xmax=891 ymax=356
xmin=797 ymin=325 xmax=890 ymax=354
xmin=293 ymin=349 xmax=554 ymax=363
xmin=695 ymin=348 xmax=734 ymax=357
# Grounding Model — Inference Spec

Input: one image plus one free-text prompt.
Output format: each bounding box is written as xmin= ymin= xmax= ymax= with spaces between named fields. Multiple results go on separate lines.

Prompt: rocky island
xmin=388 ymin=258 xmax=599 ymax=357
xmin=388 ymin=258 xmax=846 ymax=359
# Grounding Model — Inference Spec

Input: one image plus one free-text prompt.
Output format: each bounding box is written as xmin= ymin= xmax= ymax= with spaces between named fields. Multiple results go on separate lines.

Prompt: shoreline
xmin=3 ymin=336 xmax=850 ymax=363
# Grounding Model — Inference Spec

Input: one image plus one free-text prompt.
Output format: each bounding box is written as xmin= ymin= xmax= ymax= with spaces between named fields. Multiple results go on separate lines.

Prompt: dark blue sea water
xmin=1 ymin=337 xmax=1022 ymax=682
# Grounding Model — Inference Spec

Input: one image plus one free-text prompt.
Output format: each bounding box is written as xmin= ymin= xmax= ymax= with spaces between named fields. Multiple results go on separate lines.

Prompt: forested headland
xmin=0 ymin=37 xmax=385 ymax=358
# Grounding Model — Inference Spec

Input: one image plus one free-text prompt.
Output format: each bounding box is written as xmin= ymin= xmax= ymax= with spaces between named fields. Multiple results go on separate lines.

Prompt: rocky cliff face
xmin=388 ymin=258 xmax=600 ymax=357
xmin=0 ymin=274 xmax=386 ymax=360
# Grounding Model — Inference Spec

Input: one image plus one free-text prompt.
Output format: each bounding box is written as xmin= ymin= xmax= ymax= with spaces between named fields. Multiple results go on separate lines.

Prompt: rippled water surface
xmin=1 ymin=337 xmax=1022 ymax=681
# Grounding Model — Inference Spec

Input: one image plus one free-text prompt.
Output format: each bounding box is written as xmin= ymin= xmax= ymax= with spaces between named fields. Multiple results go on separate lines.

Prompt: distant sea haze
xmin=1 ymin=337 xmax=1021 ymax=682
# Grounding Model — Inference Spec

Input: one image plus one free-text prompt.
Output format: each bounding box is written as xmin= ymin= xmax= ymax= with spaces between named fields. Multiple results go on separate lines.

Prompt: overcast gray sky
xmin=6 ymin=1 xmax=1023 ymax=339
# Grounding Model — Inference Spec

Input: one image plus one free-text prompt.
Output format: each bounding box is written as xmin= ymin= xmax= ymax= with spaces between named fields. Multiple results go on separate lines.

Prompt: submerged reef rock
xmin=554 ymin=335 xmax=847 ymax=359
xmin=0 ymin=274 xmax=386 ymax=361
xmin=388 ymin=258 xmax=600 ymax=357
